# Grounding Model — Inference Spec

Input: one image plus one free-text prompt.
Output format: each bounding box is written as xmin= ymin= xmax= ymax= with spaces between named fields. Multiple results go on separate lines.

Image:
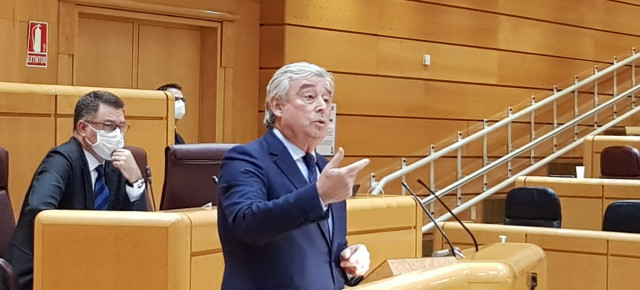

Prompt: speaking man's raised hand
xmin=317 ymin=147 xmax=369 ymax=205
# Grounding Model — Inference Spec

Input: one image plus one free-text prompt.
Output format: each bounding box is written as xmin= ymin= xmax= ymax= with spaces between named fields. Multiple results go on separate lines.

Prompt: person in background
xmin=157 ymin=83 xmax=187 ymax=144
xmin=217 ymin=62 xmax=371 ymax=290
xmin=1 ymin=90 xmax=146 ymax=290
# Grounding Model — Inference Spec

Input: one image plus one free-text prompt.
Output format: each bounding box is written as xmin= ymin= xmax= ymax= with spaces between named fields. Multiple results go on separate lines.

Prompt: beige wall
xmin=259 ymin=0 xmax=640 ymax=211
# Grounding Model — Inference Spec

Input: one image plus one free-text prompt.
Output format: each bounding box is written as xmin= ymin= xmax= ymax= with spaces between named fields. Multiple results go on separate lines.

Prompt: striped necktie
xmin=94 ymin=164 xmax=110 ymax=210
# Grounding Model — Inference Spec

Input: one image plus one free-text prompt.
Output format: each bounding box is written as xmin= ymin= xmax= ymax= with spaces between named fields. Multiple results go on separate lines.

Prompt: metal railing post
xmin=456 ymin=131 xmax=463 ymax=206
xmin=530 ymin=97 xmax=536 ymax=164
xmin=633 ymin=48 xmax=637 ymax=108
xmin=613 ymin=56 xmax=618 ymax=119
xmin=574 ymin=76 xmax=579 ymax=140
xmin=507 ymin=107 xmax=513 ymax=177
xmin=401 ymin=158 xmax=407 ymax=195
xmin=594 ymin=65 xmax=599 ymax=129
xmin=553 ymin=85 xmax=558 ymax=152
xmin=482 ymin=119 xmax=488 ymax=191
xmin=429 ymin=144 xmax=436 ymax=214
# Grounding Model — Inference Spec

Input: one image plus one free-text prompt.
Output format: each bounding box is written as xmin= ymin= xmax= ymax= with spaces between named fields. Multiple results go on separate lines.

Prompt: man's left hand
xmin=340 ymin=244 xmax=370 ymax=277
xmin=111 ymin=148 xmax=142 ymax=183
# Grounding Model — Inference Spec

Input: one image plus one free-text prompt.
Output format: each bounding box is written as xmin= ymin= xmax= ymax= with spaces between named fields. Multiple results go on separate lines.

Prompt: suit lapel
xmin=265 ymin=131 xmax=309 ymax=190
xmin=265 ymin=130 xmax=334 ymax=248
xmin=317 ymin=205 xmax=332 ymax=249
xmin=71 ymin=137 xmax=95 ymax=209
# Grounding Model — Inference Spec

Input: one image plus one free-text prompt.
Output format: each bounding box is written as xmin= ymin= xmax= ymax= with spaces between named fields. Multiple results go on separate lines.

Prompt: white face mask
xmin=87 ymin=126 xmax=124 ymax=160
xmin=175 ymin=100 xmax=186 ymax=120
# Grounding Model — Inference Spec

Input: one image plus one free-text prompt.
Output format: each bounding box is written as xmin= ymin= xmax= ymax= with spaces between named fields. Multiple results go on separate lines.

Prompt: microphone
xmin=416 ymin=178 xmax=478 ymax=252
xmin=145 ymin=165 xmax=157 ymax=211
xmin=401 ymin=181 xmax=463 ymax=258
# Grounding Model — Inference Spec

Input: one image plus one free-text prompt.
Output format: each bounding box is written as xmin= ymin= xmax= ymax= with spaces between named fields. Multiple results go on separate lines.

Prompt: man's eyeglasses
xmin=85 ymin=121 xmax=130 ymax=133
xmin=175 ymin=97 xmax=187 ymax=103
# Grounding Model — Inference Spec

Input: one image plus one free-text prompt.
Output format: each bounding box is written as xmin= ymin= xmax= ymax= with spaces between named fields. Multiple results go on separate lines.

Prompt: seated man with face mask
xmin=1 ymin=90 xmax=147 ymax=290
xmin=157 ymin=83 xmax=187 ymax=144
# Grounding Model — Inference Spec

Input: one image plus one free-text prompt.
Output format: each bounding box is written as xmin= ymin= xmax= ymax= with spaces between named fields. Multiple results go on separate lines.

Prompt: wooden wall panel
xmin=278 ymin=25 xmax=607 ymax=90
xmin=336 ymin=115 xmax=470 ymax=156
xmin=137 ymin=23 xmax=202 ymax=143
xmin=75 ymin=16 xmax=134 ymax=88
xmin=423 ymin=0 xmax=640 ymax=39
xmin=280 ymin=0 xmax=637 ymax=63
xmin=225 ymin=0 xmax=260 ymax=143
xmin=0 ymin=1 xmax=14 ymax=20
xmin=260 ymin=0 xmax=640 ymax=208
xmin=1 ymin=117 xmax=56 ymax=215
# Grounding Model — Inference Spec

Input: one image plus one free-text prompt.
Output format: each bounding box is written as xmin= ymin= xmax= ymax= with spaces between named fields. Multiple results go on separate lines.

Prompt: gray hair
xmin=263 ymin=62 xmax=334 ymax=128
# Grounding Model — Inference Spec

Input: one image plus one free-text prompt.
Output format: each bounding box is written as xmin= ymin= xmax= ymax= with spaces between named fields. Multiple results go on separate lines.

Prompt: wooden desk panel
xmin=35 ymin=211 xmax=192 ymax=290
xmin=560 ymin=197 xmax=602 ymax=230
xmin=545 ymin=251 xmax=606 ymax=290
xmin=436 ymin=222 xmax=640 ymax=290
xmin=608 ymin=256 xmax=640 ymax=290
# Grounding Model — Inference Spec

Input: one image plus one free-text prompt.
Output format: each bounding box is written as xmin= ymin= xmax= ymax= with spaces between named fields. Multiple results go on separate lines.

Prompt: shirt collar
xmin=272 ymin=128 xmax=314 ymax=161
xmin=83 ymin=148 xmax=102 ymax=171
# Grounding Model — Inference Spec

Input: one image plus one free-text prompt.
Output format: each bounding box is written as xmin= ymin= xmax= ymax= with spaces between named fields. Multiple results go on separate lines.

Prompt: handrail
xmin=420 ymin=83 xmax=640 ymax=206
xmin=423 ymin=101 xmax=640 ymax=232
xmin=369 ymin=51 xmax=640 ymax=195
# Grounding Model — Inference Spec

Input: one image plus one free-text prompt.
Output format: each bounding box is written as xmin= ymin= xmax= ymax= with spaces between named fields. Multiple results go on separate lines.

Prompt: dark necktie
xmin=303 ymin=153 xmax=332 ymax=238
xmin=94 ymin=164 xmax=110 ymax=210
xmin=303 ymin=153 xmax=318 ymax=183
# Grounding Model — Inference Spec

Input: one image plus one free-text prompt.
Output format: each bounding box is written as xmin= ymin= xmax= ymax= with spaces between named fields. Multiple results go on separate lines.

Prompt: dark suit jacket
xmin=1 ymin=137 xmax=146 ymax=290
xmin=175 ymin=132 xmax=185 ymax=144
xmin=217 ymin=129 xmax=352 ymax=290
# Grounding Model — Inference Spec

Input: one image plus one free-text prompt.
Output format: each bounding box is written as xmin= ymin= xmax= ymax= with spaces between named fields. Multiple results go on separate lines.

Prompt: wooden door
xmin=74 ymin=10 xmax=220 ymax=143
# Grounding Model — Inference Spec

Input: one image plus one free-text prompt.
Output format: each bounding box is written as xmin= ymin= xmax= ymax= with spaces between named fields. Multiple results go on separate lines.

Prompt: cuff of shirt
xmin=125 ymin=179 xmax=146 ymax=201
xmin=319 ymin=196 xmax=328 ymax=211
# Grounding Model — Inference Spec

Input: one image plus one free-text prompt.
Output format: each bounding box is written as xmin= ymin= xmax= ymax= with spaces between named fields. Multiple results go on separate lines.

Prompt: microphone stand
xmin=401 ymin=182 xmax=463 ymax=259
xmin=145 ymin=166 xmax=157 ymax=211
xmin=416 ymin=178 xmax=479 ymax=252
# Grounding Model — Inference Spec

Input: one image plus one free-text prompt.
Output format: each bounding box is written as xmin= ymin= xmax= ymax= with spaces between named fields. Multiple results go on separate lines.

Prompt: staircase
xmin=368 ymin=48 xmax=640 ymax=233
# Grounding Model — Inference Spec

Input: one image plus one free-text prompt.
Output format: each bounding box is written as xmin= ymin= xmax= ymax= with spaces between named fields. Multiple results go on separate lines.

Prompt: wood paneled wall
xmin=259 ymin=0 xmax=640 ymax=206
xmin=0 ymin=0 xmax=259 ymax=214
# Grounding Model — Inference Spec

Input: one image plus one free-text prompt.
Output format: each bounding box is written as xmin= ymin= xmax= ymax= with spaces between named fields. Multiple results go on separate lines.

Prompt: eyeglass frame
xmin=83 ymin=120 xmax=130 ymax=133
xmin=175 ymin=96 xmax=187 ymax=103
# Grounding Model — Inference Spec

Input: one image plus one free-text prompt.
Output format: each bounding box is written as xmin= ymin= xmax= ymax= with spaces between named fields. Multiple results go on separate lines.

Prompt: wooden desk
xmin=435 ymin=222 xmax=640 ymax=290
xmin=353 ymin=242 xmax=546 ymax=290
xmin=34 ymin=196 xmax=422 ymax=289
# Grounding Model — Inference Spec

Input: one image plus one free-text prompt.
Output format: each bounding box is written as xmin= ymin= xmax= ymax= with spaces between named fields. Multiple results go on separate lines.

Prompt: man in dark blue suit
xmin=218 ymin=62 xmax=371 ymax=290
xmin=1 ymin=91 xmax=147 ymax=290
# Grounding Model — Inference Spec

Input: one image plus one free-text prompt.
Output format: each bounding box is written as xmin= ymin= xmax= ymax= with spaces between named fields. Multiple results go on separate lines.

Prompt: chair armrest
xmin=0 ymin=257 xmax=19 ymax=290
